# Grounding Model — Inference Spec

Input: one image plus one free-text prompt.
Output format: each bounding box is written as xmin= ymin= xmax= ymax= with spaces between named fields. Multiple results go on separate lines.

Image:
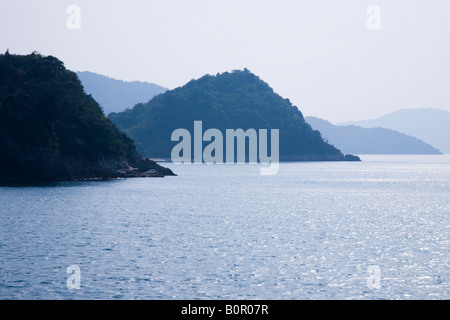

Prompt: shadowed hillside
xmin=109 ymin=69 xmax=360 ymax=162
xmin=0 ymin=52 xmax=174 ymax=184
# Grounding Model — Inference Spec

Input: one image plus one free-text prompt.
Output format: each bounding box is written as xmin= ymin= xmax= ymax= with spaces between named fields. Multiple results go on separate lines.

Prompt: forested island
xmin=109 ymin=69 xmax=360 ymax=162
xmin=0 ymin=52 xmax=174 ymax=184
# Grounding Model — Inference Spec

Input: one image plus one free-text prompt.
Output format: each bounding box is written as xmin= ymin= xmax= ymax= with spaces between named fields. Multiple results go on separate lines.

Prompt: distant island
xmin=0 ymin=52 xmax=175 ymax=184
xmin=76 ymin=71 xmax=167 ymax=115
xmin=109 ymin=69 xmax=360 ymax=162
xmin=306 ymin=116 xmax=442 ymax=155
xmin=342 ymin=108 xmax=450 ymax=154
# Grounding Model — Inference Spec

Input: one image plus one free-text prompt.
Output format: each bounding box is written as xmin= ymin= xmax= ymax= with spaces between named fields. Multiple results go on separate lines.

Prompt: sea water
xmin=0 ymin=155 xmax=449 ymax=299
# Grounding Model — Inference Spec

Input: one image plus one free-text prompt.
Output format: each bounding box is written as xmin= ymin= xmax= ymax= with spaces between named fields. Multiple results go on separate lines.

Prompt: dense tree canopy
xmin=109 ymin=69 xmax=359 ymax=161
xmin=0 ymin=52 xmax=173 ymax=183
xmin=0 ymin=52 xmax=131 ymax=157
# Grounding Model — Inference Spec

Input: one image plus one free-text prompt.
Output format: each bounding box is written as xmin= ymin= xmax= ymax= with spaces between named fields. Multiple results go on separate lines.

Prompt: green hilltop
xmin=109 ymin=69 xmax=360 ymax=162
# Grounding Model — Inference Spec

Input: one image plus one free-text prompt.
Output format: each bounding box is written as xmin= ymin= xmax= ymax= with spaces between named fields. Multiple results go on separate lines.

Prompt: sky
xmin=1 ymin=0 xmax=450 ymax=123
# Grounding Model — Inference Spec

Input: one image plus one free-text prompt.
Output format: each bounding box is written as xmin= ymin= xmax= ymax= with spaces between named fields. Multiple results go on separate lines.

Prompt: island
xmin=0 ymin=52 xmax=175 ymax=184
xmin=109 ymin=69 xmax=360 ymax=162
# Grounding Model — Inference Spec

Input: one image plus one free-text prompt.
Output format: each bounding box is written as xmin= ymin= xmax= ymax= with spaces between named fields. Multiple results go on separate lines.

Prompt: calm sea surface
xmin=0 ymin=155 xmax=449 ymax=300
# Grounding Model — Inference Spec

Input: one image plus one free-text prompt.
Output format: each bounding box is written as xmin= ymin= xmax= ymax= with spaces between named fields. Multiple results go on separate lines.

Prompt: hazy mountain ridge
xmin=109 ymin=69 xmax=360 ymax=162
xmin=342 ymin=108 xmax=450 ymax=153
xmin=306 ymin=116 xmax=442 ymax=155
xmin=76 ymin=71 xmax=167 ymax=115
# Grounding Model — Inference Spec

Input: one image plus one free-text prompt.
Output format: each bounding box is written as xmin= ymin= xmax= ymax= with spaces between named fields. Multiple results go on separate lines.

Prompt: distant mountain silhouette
xmin=76 ymin=71 xmax=167 ymax=115
xmin=0 ymin=52 xmax=174 ymax=184
xmin=109 ymin=69 xmax=360 ymax=162
xmin=306 ymin=116 xmax=442 ymax=155
xmin=342 ymin=108 xmax=450 ymax=153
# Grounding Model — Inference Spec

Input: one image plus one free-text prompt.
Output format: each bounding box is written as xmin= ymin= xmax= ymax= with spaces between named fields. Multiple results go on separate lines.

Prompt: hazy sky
xmin=1 ymin=0 xmax=450 ymax=122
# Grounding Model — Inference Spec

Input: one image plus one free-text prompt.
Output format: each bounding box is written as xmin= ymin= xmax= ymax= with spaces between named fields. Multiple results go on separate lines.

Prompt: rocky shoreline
xmin=0 ymin=145 xmax=175 ymax=185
